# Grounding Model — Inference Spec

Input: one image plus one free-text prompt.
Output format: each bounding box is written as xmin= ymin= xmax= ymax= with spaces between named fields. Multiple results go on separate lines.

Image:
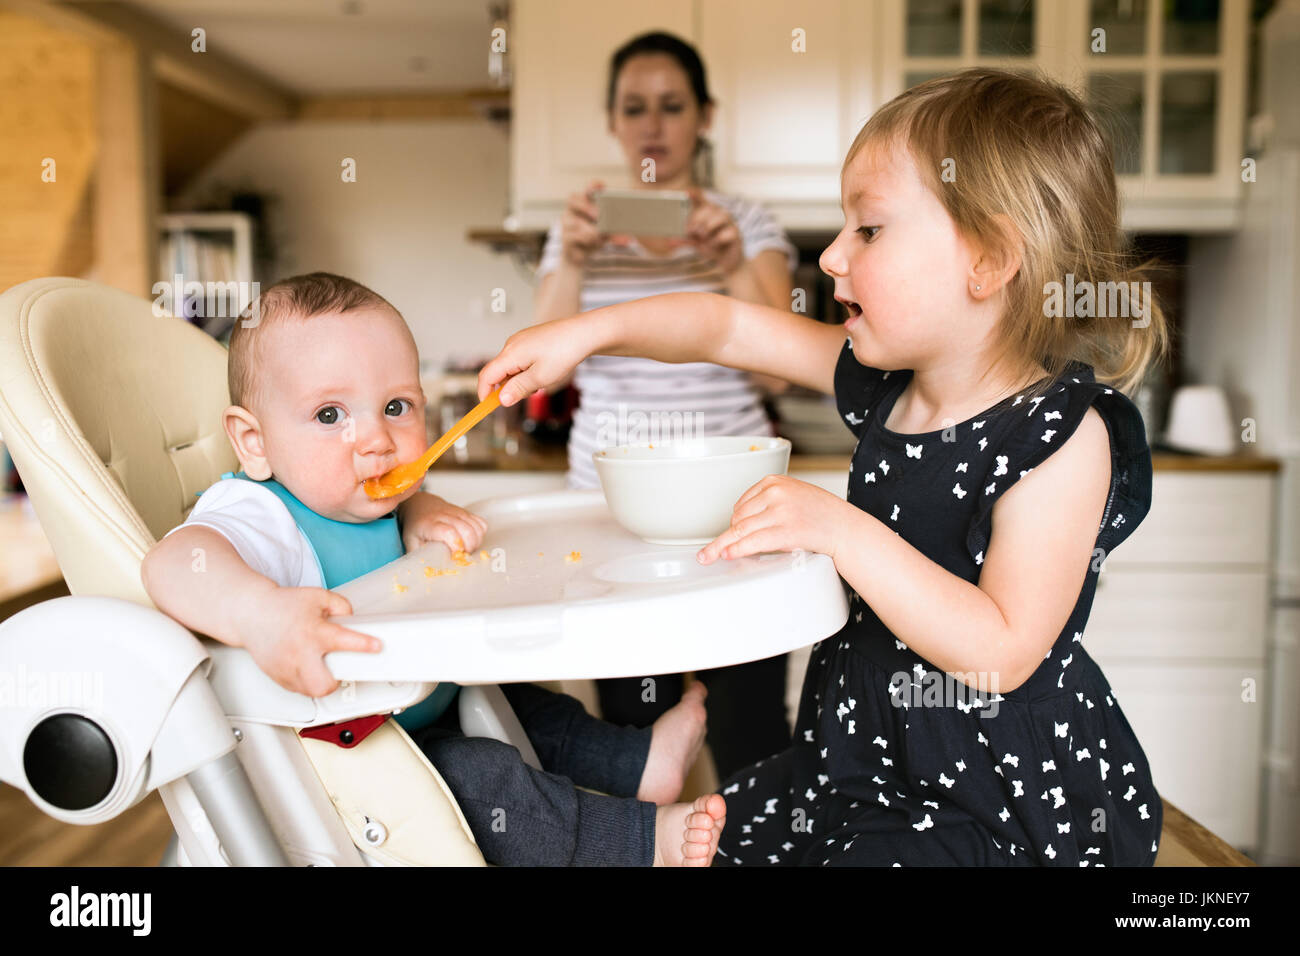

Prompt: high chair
xmin=0 ymin=276 xmax=545 ymax=866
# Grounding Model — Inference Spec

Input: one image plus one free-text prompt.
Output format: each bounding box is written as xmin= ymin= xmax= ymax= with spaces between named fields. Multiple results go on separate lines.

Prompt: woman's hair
xmin=606 ymin=31 xmax=715 ymax=187
xmin=228 ymin=272 xmax=401 ymax=411
xmin=846 ymin=68 xmax=1168 ymax=396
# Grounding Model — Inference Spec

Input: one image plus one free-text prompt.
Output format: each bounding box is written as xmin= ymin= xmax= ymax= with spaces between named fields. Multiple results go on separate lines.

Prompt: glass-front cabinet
xmin=1060 ymin=0 xmax=1249 ymax=229
xmin=878 ymin=0 xmax=1066 ymax=98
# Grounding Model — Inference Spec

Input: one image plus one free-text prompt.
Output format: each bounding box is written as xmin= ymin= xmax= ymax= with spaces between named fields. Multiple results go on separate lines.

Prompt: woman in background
xmin=532 ymin=31 xmax=797 ymax=778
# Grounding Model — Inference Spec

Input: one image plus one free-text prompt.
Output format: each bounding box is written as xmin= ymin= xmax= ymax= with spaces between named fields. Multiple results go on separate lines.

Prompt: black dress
xmin=712 ymin=338 xmax=1163 ymax=866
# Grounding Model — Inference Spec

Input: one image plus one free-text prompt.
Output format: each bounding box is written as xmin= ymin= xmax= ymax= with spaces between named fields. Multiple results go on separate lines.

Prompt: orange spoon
xmin=364 ymin=385 xmax=503 ymax=499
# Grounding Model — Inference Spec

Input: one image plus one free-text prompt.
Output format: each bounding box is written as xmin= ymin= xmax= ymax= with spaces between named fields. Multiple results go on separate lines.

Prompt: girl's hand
xmin=560 ymin=179 xmax=608 ymax=268
xmin=478 ymin=315 xmax=596 ymax=406
xmin=679 ymin=188 xmax=744 ymax=275
xmin=398 ymin=492 xmax=487 ymax=557
xmin=696 ymin=475 xmax=852 ymax=565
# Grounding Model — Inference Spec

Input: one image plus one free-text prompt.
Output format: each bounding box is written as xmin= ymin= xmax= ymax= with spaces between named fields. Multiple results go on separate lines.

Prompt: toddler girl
xmin=479 ymin=68 xmax=1168 ymax=866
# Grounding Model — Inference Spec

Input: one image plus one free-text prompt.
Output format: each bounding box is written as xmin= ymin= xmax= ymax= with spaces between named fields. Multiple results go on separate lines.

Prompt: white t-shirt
xmin=164 ymin=477 xmax=325 ymax=589
xmin=537 ymin=189 xmax=798 ymax=490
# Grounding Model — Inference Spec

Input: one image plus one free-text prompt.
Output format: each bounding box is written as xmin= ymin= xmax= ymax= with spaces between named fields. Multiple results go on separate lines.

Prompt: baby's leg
xmin=500 ymin=681 xmax=708 ymax=805
xmin=415 ymin=728 xmax=655 ymax=866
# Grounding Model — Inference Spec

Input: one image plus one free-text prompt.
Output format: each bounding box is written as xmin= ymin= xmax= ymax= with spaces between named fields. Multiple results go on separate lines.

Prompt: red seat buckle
xmin=299 ymin=714 xmax=388 ymax=749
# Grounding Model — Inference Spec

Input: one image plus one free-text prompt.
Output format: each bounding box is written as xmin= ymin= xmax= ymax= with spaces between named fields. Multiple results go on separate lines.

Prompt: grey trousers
xmin=410 ymin=683 xmax=658 ymax=866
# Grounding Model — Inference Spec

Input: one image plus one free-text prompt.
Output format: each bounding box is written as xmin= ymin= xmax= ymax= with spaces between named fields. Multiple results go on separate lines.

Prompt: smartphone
xmin=594 ymin=189 xmax=691 ymax=238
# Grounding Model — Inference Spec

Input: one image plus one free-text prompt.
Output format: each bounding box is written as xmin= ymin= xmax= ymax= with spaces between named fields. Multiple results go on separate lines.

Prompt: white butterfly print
xmin=971 ymin=420 xmax=986 ymax=430
xmin=912 ymin=814 xmax=934 ymax=831
xmin=938 ymin=773 xmax=955 ymax=788
xmin=878 ymin=459 xmax=890 ymax=475
xmin=845 ymin=410 xmax=863 ymax=425
xmin=1100 ymin=758 xmax=1110 ymax=781
xmin=1044 ymin=843 xmax=1057 ymax=860
xmin=1054 ymin=721 xmax=1069 ymax=738
xmin=993 ymin=455 xmax=1008 ymax=476
xmin=1012 ymin=780 xmax=1024 ymax=797
xmin=974 ymin=550 xmax=984 ymax=565
xmin=906 ymin=443 xmax=922 ymax=459
xmin=1002 ymin=754 xmax=1020 ymax=768
xmin=1041 ymin=429 xmax=1056 ymax=442
xmin=890 ymin=504 xmax=900 ymax=521
xmin=952 ymin=483 xmax=967 ymax=499
xmin=1042 ymin=759 xmax=1056 ymax=772
xmin=978 ymin=437 xmax=988 ymax=450
xmin=984 ymin=482 xmax=996 ymax=495
xmin=955 ymin=461 xmax=968 ymax=473
xmin=1044 ymin=410 xmax=1062 ymax=422
xmin=864 ymin=472 xmax=876 ymax=484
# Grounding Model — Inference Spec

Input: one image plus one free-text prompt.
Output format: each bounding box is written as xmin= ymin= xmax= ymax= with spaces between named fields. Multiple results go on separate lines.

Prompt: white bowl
xmin=593 ymin=436 xmax=792 ymax=545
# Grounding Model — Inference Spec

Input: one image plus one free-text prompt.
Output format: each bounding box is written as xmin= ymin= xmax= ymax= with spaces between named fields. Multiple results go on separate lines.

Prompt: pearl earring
xmin=974 ymin=284 xmax=982 ymax=291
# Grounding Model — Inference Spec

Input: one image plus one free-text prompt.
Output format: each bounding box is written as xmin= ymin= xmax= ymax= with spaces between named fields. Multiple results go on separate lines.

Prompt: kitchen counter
xmin=428 ymin=445 xmax=1282 ymax=474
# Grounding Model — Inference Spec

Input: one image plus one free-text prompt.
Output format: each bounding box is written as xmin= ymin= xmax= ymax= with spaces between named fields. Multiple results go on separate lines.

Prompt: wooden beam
xmin=299 ymin=90 xmax=510 ymax=121
xmin=94 ymin=38 xmax=159 ymax=298
xmin=5 ymin=0 xmax=297 ymax=120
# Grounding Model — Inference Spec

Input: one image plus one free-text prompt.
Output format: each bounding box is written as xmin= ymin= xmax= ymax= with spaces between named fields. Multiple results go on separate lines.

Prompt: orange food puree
xmin=451 ymin=549 xmax=474 ymax=566
xmin=565 ymin=550 xmax=582 ymax=564
xmin=423 ymin=565 xmax=462 ymax=578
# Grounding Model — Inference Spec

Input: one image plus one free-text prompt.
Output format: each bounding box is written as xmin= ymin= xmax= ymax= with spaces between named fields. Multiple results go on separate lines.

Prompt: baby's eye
xmin=385 ymin=399 xmax=412 ymax=417
xmin=316 ymin=406 xmax=342 ymax=425
xmin=857 ymin=225 xmax=880 ymax=243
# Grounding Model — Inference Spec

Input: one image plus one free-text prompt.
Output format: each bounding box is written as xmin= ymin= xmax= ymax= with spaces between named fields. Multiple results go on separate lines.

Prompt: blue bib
xmin=208 ymin=470 xmax=458 ymax=730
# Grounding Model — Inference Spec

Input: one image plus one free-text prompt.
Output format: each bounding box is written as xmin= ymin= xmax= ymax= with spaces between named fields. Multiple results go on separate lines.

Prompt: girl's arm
xmin=832 ymin=408 xmax=1112 ymax=691
xmin=723 ymin=249 xmax=796 ymax=396
xmin=697 ymin=407 xmax=1112 ymax=693
xmin=480 ymin=291 xmax=845 ymax=404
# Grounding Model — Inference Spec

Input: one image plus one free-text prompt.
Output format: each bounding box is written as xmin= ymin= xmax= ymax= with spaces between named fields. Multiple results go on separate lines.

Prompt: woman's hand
xmin=478 ymin=314 xmax=597 ymax=406
xmin=560 ymin=179 xmax=608 ymax=268
xmin=397 ymin=492 xmax=487 ymax=556
xmin=696 ymin=475 xmax=855 ymax=565
xmin=680 ymin=188 xmax=744 ymax=275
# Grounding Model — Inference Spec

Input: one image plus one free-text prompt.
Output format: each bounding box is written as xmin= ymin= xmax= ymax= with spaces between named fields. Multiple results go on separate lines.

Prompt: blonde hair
xmin=846 ymin=68 xmax=1168 ymax=396
xmin=228 ymin=272 xmax=403 ymax=411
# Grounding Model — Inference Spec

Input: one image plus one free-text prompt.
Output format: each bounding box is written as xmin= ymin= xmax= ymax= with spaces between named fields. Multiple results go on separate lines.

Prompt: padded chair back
xmin=0 ymin=278 xmax=237 ymax=605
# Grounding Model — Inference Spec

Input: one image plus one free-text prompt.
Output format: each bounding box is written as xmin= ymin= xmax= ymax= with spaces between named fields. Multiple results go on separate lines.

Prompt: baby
xmin=140 ymin=272 xmax=726 ymax=866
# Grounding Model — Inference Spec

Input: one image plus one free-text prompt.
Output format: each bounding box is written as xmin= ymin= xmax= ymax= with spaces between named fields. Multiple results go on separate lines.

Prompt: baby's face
xmin=819 ymin=141 xmax=980 ymax=370
xmin=248 ymin=307 xmax=428 ymax=522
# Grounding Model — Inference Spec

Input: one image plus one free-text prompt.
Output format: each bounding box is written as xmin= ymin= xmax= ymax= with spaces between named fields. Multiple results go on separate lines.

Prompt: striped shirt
xmin=537 ymin=190 xmax=798 ymax=489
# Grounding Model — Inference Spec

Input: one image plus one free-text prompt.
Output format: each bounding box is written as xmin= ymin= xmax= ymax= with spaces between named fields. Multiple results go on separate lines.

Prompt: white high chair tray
xmin=327 ymin=490 xmax=849 ymax=684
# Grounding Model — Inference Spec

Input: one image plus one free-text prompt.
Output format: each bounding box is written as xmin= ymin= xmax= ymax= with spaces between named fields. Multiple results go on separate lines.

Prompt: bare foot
xmin=636 ymin=682 xmax=708 ymax=804
xmin=653 ymin=793 xmax=727 ymax=867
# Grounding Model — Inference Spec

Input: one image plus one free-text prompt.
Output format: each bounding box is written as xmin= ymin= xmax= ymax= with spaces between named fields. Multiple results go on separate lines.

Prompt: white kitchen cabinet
xmin=510 ymin=0 xmax=696 ymax=229
xmin=695 ymin=0 xmax=874 ymax=229
xmin=1086 ymin=470 xmax=1274 ymax=853
xmin=512 ymin=0 xmax=1251 ymax=232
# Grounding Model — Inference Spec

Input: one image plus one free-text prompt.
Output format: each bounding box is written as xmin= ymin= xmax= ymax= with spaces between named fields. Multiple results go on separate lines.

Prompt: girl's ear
xmin=970 ymin=214 xmax=1024 ymax=299
xmin=223 ymin=405 xmax=272 ymax=481
xmin=698 ymin=101 xmax=714 ymax=134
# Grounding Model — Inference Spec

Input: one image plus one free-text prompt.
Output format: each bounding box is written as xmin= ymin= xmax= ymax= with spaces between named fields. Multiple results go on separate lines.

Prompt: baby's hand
xmin=696 ymin=475 xmax=853 ymax=565
xmin=236 ymin=585 xmax=381 ymax=698
xmin=398 ymin=491 xmax=487 ymax=557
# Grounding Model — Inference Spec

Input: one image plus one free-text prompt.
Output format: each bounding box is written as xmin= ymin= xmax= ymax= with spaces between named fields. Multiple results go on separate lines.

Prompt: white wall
xmin=176 ymin=118 xmax=538 ymax=372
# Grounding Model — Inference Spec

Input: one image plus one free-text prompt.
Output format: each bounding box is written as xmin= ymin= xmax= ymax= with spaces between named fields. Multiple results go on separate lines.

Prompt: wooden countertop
xmin=429 ymin=445 xmax=1282 ymax=474
xmin=0 ymin=493 xmax=67 ymax=615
